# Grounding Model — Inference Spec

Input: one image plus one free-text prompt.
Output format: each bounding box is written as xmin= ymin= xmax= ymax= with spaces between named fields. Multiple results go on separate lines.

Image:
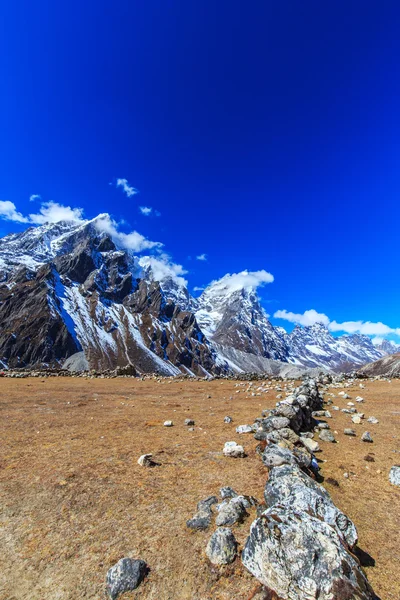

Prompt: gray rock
xmin=223 ymin=441 xmax=245 ymax=458
xmin=216 ymin=496 xmax=249 ymax=526
xmin=236 ymin=424 xmax=254 ymax=434
xmin=258 ymin=416 xmax=290 ymax=432
xmin=361 ymin=431 xmax=373 ymax=443
xmin=262 ymin=444 xmax=297 ymax=469
xmin=220 ymin=486 xmax=238 ymax=499
xmin=300 ymin=436 xmax=320 ymax=453
xmin=367 ymin=416 xmax=379 ymax=424
xmin=137 ymin=454 xmax=154 ymax=467
xmin=206 ymin=528 xmax=237 ymax=565
xmin=163 ymin=420 xmax=173 ymax=427
xmin=224 ymin=416 xmax=233 ymax=423
xmin=389 ymin=465 xmax=400 ymax=486
xmin=187 ymin=496 xmax=218 ymax=530
xmin=185 ymin=418 xmax=195 ymax=426
xmin=242 ymin=508 xmax=375 ymax=600
xmin=318 ymin=429 xmax=336 ymax=443
xmin=264 ymin=464 xmax=357 ymax=548
xmin=106 ymin=558 xmax=147 ymax=599
xmin=344 ymin=428 xmax=356 ymax=436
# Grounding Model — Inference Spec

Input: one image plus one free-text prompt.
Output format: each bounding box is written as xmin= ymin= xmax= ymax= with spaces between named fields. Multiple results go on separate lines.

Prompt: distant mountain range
xmin=0 ymin=215 xmax=397 ymax=375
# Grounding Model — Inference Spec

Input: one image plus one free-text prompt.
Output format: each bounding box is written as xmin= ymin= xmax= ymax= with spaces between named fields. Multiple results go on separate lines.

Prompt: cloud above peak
xmin=29 ymin=202 xmax=84 ymax=224
xmin=207 ymin=269 xmax=274 ymax=294
xmin=274 ymin=308 xmax=400 ymax=340
xmin=94 ymin=214 xmax=162 ymax=252
xmin=274 ymin=309 xmax=330 ymax=327
xmin=138 ymin=254 xmax=188 ymax=287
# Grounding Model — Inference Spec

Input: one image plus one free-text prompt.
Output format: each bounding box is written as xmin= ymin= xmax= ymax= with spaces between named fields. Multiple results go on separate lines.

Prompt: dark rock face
xmin=0 ymin=266 xmax=79 ymax=368
xmin=105 ymin=558 xmax=147 ymax=599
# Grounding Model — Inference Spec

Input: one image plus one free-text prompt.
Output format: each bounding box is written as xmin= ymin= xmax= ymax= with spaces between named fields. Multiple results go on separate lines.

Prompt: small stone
xmin=216 ymin=496 xmax=249 ymax=526
xmin=361 ymin=431 xmax=373 ymax=443
xmin=344 ymin=472 xmax=349 ymax=479
xmin=367 ymin=416 xmax=379 ymax=424
xmin=224 ymin=416 xmax=233 ymax=423
xmin=137 ymin=454 xmax=153 ymax=467
xmin=364 ymin=454 xmax=375 ymax=462
xmin=206 ymin=527 xmax=237 ymax=565
xmin=185 ymin=419 xmax=195 ymax=426
xmin=389 ymin=466 xmax=400 ymax=486
xmin=236 ymin=424 xmax=253 ymax=434
xmin=223 ymin=441 xmax=245 ymax=458
xmin=318 ymin=430 xmax=336 ymax=443
xmin=163 ymin=420 xmax=173 ymax=427
xmin=300 ymin=437 xmax=320 ymax=453
xmin=344 ymin=428 xmax=356 ymax=436
xmin=106 ymin=558 xmax=147 ymax=599
xmin=220 ymin=486 xmax=238 ymax=499
xmin=352 ymin=416 xmax=362 ymax=424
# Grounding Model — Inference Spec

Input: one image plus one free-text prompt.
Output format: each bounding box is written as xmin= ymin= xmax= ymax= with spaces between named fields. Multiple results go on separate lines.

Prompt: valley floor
xmin=0 ymin=377 xmax=399 ymax=599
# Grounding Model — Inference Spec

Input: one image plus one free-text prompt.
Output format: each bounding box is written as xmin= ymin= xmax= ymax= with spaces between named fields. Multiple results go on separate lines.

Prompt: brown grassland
xmin=0 ymin=377 xmax=399 ymax=600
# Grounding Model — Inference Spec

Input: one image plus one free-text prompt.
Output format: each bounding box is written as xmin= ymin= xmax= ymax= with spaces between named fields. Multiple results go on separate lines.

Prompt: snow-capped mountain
xmin=286 ymin=324 xmax=384 ymax=371
xmin=0 ymin=215 xmax=396 ymax=374
xmin=195 ymin=276 xmax=287 ymax=361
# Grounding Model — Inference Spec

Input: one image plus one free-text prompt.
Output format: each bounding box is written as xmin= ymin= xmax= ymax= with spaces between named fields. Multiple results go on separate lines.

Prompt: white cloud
xmin=0 ymin=200 xmax=29 ymax=223
xmin=274 ymin=309 xmax=330 ymax=327
xmin=29 ymin=194 xmax=41 ymax=202
xmin=193 ymin=286 xmax=205 ymax=291
xmin=274 ymin=308 xmax=400 ymax=340
xmin=196 ymin=253 xmax=207 ymax=261
xmin=207 ymin=269 xmax=274 ymax=295
xmin=94 ymin=214 xmax=162 ymax=252
xmin=329 ymin=320 xmax=400 ymax=336
xmin=138 ymin=254 xmax=188 ymax=287
xmin=139 ymin=206 xmax=152 ymax=216
xmin=116 ymin=178 xmax=138 ymax=198
xmin=29 ymin=201 xmax=85 ymax=224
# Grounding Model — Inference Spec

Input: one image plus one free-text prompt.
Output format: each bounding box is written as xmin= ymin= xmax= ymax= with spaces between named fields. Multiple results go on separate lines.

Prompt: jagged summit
xmin=0 ymin=216 xmax=396 ymax=374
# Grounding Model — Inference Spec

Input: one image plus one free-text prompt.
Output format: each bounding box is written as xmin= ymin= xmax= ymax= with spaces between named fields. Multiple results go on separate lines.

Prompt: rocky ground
xmin=0 ymin=376 xmax=399 ymax=599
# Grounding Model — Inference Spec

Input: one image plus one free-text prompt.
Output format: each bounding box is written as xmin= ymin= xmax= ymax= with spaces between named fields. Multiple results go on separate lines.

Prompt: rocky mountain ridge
xmin=0 ymin=216 xmax=397 ymax=375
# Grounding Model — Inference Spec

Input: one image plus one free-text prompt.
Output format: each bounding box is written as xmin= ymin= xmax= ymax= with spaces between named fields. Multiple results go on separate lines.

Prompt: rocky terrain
xmin=0 ymin=375 xmax=399 ymax=599
xmin=0 ymin=216 xmax=397 ymax=375
xmin=358 ymin=352 xmax=400 ymax=377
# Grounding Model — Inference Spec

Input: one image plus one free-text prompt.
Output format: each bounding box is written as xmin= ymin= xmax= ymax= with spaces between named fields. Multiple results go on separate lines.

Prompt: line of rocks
xmin=188 ymin=378 xmax=377 ymax=599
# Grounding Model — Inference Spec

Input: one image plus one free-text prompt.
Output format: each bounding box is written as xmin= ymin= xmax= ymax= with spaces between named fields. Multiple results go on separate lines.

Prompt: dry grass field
xmin=0 ymin=376 xmax=399 ymax=600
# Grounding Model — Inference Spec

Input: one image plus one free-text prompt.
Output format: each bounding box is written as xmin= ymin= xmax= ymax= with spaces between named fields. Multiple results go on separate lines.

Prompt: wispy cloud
xmin=193 ymin=286 xmax=205 ymax=291
xmin=116 ymin=178 xmax=138 ymax=198
xmin=0 ymin=200 xmax=29 ymax=223
xmin=29 ymin=194 xmax=41 ymax=202
xmin=196 ymin=253 xmax=207 ymax=261
xmin=139 ymin=206 xmax=152 ymax=216
xmin=274 ymin=308 xmax=400 ymax=339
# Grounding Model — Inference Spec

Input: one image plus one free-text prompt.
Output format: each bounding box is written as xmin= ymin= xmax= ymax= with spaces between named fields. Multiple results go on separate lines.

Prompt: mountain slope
xmin=358 ymin=352 xmax=400 ymax=377
xmin=0 ymin=219 xmax=219 ymax=375
xmin=0 ymin=216 xmax=396 ymax=374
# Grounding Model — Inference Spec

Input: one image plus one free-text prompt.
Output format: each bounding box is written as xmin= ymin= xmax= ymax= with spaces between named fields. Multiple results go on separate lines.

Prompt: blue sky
xmin=0 ymin=1 xmax=399 ymax=341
